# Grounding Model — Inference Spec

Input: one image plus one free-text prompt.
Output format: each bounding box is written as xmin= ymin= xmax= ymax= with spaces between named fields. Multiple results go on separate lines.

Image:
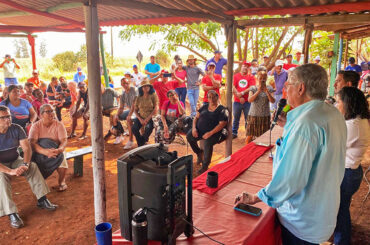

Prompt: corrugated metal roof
xmin=0 ymin=0 xmax=368 ymax=35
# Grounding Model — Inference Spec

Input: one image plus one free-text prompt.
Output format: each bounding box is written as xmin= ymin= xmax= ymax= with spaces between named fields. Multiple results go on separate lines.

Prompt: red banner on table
xmin=193 ymin=142 xmax=273 ymax=195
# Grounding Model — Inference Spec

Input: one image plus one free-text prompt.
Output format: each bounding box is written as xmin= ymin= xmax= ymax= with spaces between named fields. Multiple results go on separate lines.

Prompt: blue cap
xmin=133 ymin=65 xmax=137 ymax=68
xmin=214 ymin=50 xmax=222 ymax=54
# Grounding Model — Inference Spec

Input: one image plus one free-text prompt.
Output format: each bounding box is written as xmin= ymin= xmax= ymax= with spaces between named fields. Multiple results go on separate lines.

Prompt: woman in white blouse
xmin=334 ymin=86 xmax=370 ymax=245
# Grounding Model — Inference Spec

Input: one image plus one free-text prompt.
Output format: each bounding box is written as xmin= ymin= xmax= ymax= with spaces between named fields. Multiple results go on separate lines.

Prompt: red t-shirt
xmin=175 ymin=70 xmax=187 ymax=88
xmin=283 ymin=63 xmax=298 ymax=70
xmin=201 ymin=74 xmax=222 ymax=102
xmin=27 ymin=77 xmax=43 ymax=88
xmin=233 ymin=73 xmax=255 ymax=103
xmin=153 ymin=80 xmax=178 ymax=108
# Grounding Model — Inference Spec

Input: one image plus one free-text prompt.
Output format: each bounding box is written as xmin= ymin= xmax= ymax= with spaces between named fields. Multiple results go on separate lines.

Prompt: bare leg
xmin=81 ymin=118 xmax=88 ymax=137
xmin=127 ymin=117 xmax=133 ymax=141
xmin=56 ymin=168 xmax=67 ymax=186
xmin=69 ymin=116 xmax=78 ymax=137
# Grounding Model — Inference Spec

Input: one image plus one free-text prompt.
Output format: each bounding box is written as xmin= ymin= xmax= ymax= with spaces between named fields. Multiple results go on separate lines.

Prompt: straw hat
xmin=186 ymin=54 xmax=197 ymax=62
xmin=139 ymin=79 xmax=152 ymax=88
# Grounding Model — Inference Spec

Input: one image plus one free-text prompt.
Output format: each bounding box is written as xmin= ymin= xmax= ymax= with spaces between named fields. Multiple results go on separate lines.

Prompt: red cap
xmin=242 ymin=61 xmax=251 ymax=67
xmin=161 ymin=69 xmax=169 ymax=73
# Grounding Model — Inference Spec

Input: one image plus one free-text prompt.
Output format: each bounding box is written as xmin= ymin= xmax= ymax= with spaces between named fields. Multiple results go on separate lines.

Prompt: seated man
xmin=155 ymin=90 xmax=186 ymax=144
xmin=101 ymin=85 xmax=119 ymax=127
xmin=104 ymin=78 xmax=137 ymax=149
xmin=55 ymin=81 xmax=72 ymax=121
xmin=187 ymin=90 xmax=229 ymax=174
xmin=0 ymin=105 xmax=57 ymax=229
xmin=69 ymin=82 xmax=89 ymax=139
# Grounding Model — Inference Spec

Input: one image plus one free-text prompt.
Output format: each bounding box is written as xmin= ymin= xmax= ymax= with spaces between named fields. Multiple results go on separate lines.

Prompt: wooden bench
xmin=66 ymin=146 xmax=92 ymax=177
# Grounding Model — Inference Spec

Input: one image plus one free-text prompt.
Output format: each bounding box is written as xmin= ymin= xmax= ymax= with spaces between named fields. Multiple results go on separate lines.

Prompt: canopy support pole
xmin=84 ymin=0 xmax=107 ymax=225
xmin=329 ymin=33 xmax=340 ymax=97
xmin=100 ymin=33 xmax=109 ymax=87
xmin=27 ymin=34 xmax=36 ymax=70
xmin=337 ymin=37 xmax=344 ymax=71
xmin=225 ymin=20 xmax=236 ymax=157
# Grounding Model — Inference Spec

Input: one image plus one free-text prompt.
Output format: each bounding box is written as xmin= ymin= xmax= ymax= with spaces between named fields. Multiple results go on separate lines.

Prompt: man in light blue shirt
xmin=73 ymin=67 xmax=86 ymax=83
xmin=235 ymin=64 xmax=347 ymax=245
xmin=205 ymin=50 xmax=227 ymax=77
xmin=144 ymin=55 xmax=161 ymax=79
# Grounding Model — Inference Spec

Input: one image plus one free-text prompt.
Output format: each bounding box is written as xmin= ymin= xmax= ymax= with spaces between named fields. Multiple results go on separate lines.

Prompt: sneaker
xmin=124 ymin=140 xmax=134 ymax=149
xmin=114 ymin=136 xmax=123 ymax=145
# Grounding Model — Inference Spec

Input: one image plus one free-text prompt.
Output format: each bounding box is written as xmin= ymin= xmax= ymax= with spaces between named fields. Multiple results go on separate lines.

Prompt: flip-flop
xmin=58 ymin=184 xmax=68 ymax=192
xmin=78 ymin=135 xmax=87 ymax=140
xmin=68 ymin=134 xmax=76 ymax=139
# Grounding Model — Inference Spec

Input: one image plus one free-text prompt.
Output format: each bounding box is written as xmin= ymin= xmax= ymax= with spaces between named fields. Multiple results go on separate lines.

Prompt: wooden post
xmin=355 ymin=39 xmax=359 ymax=64
xmin=99 ymin=33 xmax=109 ymax=87
xmin=343 ymin=39 xmax=349 ymax=69
xmin=337 ymin=37 xmax=343 ymax=71
xmin=225 ymin=21 xmax=236 ymax=157
xmin=84 ymin=0 xmax=107 ymax=225
xmin=329 ymin=33 xmax=340 ymax=97
xmin=27 ymin=34 xmax=37 ymax=70
xmin=302 ymin=24 xmax=313 ymax=64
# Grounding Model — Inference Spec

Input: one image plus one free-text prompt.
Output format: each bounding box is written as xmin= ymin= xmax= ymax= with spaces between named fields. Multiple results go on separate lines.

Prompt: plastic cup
xmin=95 ymin=222 xmax=112 ymax=245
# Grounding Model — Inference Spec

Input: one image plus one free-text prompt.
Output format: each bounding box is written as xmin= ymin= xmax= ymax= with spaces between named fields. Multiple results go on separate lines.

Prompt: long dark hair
xmin=338 ymin=87 xmax=370 ymax=120
xmin=4 ymin=84 xmax=18 ymax=106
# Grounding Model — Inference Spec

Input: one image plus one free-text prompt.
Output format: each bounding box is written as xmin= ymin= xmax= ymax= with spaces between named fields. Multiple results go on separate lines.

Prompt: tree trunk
xmin=174 ymin=44 xmax=207 ymax=61
xmin=266 ymin=27 xmax=289 ymax=69
xmin=243 ymin=29 xmax=249 ymax=61
xmin=254 ymin=28 xmax=258 ymax=60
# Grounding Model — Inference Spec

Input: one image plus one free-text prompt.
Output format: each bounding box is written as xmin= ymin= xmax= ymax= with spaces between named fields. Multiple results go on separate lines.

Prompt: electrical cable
xmin=181 ymin=218 xmax=225 ymax=245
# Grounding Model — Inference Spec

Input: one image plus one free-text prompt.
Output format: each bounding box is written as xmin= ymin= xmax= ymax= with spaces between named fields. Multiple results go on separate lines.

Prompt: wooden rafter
xmin=0 ymin=0 xmax=84 ymax=27
xmin=0 ymin=25 xmax=85 ymax=33
xmin=237 ymin=13 xmax=370 ymax=28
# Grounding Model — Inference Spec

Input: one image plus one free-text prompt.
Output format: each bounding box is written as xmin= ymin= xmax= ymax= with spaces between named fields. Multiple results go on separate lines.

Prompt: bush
xmin=155 ymin=50 xmax=171 ymax=69
xmin=52 ymin=51 xmax=78 ymax=72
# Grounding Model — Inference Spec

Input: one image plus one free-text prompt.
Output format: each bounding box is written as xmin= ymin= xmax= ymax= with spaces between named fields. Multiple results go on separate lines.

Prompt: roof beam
xmin=0 ymin=33 xmax=37 ymax=37
xmin=0 ymin=25 xmax=85 ymax=33
xmin=226 ymin=2 xmax=370 ymax=16
xmin=100 ymin=16 xmax=202 ymax=26
xmin=0 ymin=3 xmax=83 ymax=18
xmin=0 ymin=0 xmax=84 ymax=27
xmin=237 ymin=13 xmax=370 ymax=28
xmin=83 ymin=0 xmax=233 ymax=24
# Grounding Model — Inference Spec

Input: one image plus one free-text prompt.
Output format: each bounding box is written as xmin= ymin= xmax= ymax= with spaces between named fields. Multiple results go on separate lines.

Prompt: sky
xmin=0 ymin=26 xmax=223 ymax=59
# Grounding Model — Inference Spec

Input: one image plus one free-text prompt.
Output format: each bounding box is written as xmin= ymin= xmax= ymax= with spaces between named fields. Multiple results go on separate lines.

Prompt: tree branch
xmin=243 ymin=28 xmax=249 ymax=61
xmin=186 ymin=25 xmax=218 ymax=51
xmin=236 ymin=34 xmax=242 ymax=61
xmin=174 ymin=44 xmax=207 ymax=61
xmin=266 ymin=27 xmax=289 ymax=68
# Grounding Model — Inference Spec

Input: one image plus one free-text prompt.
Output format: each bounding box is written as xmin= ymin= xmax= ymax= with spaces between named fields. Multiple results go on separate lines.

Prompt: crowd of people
xmin=0 ymin=51 xmax=369 ymax=245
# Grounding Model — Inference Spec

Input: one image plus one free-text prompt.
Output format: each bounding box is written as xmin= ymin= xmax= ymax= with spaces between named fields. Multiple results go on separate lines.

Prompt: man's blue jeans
xmin=334 ymin=165 xmax=363 ymax=245
xmin=187 ymin=88 xmax=199 ymax=117
xmin=175 ymin=87 xmax=187 ymax=108
xmin=232 ymin=102 xmax=250 ymax=136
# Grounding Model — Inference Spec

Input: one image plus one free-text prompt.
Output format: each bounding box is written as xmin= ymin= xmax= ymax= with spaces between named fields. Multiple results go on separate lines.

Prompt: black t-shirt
xmin=79 ymin=90 xmax=88 ymax=108
xmin=196 ymin=104 xmax=228 ymax=136
xmin=0 ymin=124 xmax=27 ymax=163
xmin=47 ymin=84 xmax=59 ymax=100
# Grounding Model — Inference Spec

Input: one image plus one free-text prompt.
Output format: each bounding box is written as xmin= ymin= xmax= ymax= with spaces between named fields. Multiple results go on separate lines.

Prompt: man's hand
xmin=44 ymin=148 xmax=60 ymax=158
xmin=240 ymin=98 xmax=245 ymax=104
xmin=271 ymin=110 xmax=287 ymax=127
xmin=9 ymin=166 xmax=28 ymax=176
xmin=236 ymin=92 xmax=242 ymax=98
xmin=192 ymin=128 xmax=198 ymax=138
xmin=164 ymin=126 xmax=169 ymax=139
xmin=195 ymin=81 xmax=200 ymax=86
xmin=234 ymin=192 xmax=260 ymax=207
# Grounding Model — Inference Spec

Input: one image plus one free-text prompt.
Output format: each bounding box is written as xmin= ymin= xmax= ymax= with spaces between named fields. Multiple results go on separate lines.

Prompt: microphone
xmin=271 ymin=99 xmax=288 ymax=130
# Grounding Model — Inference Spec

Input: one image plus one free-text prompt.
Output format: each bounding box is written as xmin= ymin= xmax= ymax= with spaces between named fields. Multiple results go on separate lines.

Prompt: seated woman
xmin=246 ymin=70 xmax=275 ymax=144
xmin=29 ymin=104 xmax=69 ymax=192
xmin=0 ymin=84 xmax=37 ymax=132
xmin=187 ymin=90 xmax=229 ymax=174
xmin=334 ymin=87 xmax=370 ymax=245
xmin=132 ymin=80 xmax=158 ymax=146
xmin=31 ymin=88 xmax=49 ymax=119
xmin=155 ymin=90 xmax=185 ymax=144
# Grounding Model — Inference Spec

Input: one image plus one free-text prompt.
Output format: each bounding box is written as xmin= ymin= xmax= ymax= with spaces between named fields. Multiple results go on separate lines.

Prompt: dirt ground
xmin=0 ymin=109 xmax=369 ymax=245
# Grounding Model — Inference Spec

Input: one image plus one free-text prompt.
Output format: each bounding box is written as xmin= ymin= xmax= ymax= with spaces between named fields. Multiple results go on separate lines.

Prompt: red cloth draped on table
xmin=193 ymin=142 xmax=273 ymax=195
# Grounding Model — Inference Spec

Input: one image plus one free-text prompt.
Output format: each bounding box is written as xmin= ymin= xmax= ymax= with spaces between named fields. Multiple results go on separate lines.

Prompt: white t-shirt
xmin=3 ymin=62 xmax=16 ymax=78
xmin=132 ymin=72 xmax=145 ymax=87
xmin=345 ymin=117 xmax=370 ymax=169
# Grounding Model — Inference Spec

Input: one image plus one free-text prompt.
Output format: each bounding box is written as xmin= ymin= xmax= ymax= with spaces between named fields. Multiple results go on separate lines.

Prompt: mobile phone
xmin=234 ymin=203 xmax=262 ymax=216
xmin=163 ymin=73 xmax=172 ymax=78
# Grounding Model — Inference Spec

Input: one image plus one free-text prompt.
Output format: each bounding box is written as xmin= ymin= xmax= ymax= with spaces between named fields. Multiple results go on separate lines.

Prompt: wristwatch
xmin=22 ymin=162 xmax=30 ymax=168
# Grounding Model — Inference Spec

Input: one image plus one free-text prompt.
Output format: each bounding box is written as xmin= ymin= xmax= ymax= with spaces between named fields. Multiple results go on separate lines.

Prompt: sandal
xmin=68 ymin=134 xmax=76 ymax=139
xmin=57 ymin=184 xmax=68 ymax=192
xmin=78 ymin=135 xmax=87 ymax=140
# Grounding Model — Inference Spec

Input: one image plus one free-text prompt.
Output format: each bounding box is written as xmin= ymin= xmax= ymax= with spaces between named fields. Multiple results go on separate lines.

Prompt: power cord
xmin=182 ymin=218 xmax=225 ymax=245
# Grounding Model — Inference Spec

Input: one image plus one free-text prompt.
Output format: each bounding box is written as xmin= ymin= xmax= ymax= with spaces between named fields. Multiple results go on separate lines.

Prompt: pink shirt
xmin=175 ymin=69 xmax=187 ymax=88
xmin=31 ymin=98 xmax=49 ymax=116
xmin=161 ymin=100 xmax=184 ymax=119
xmin=29 ymin=119 xmax=67 ymax=144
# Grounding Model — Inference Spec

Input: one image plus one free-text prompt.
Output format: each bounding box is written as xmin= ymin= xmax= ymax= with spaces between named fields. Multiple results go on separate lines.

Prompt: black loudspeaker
xmin=117 ymin=143 xmax=193 ymax=244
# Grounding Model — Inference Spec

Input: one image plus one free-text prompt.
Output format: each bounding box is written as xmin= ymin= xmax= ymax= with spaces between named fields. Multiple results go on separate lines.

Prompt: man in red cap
xmin=283 ymin=54 xmax=298 ymax=70
xmin=232 ymin=62 xmax=256 ymax=138
xmin=201 ymin=62 xmax=221 ymax=105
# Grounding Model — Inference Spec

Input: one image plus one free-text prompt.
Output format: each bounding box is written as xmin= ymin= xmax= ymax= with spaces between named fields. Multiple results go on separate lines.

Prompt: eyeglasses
xmin=284 ymin=82 xmax=297 ymax=88
xmin=43 ymin=110 xmax=54 ymax=114
xmin=0 ymin=115 xmax=11 ymax=120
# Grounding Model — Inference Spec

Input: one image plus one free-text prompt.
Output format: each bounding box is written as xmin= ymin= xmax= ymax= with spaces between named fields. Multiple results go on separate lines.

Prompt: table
xmin=111 ymin=127 xmax=283 ymax=245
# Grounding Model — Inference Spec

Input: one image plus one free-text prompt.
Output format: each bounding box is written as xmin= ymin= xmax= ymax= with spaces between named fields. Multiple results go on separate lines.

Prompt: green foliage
xmin=75 ymin=44 xmax=87 ymax=65
xmin=155 ymin=50 xmax=171 ymax=68
xmin=310 ymin=31 xmax=334 ymax=69
xmin=52 ymin=51 xmax=77 ymax=72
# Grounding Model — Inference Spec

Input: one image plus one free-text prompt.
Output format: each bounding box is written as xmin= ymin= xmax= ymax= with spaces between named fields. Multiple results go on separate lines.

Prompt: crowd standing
xmin=0 ymin=51 xmax=369 ymax=245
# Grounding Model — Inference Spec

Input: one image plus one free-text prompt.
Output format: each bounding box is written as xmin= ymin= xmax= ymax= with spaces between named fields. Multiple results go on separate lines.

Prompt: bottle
xmin=131 ymin=208 xmax=148 ymax=245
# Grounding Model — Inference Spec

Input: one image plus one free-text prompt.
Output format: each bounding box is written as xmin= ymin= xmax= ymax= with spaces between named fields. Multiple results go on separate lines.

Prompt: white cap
xmin=124 ymin=71 xmax=131 ymax=75
xmin=275 ymin=60 xmax=284 ymax=67
xmin=314 ymin=56 xmax=321 ymax=61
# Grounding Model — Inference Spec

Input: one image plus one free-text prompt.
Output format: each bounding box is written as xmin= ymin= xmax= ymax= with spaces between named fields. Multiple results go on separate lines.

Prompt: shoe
xmin=9 ymin=213 xmax=24 ymax=229
xmin=37 ymin=199 xmax=58 ymax=211
xmin=232 ymin=134 xmax=237 ymax=139
xmin=196 ymin=150 xmax=204 ymax=165
xmin=197 ymin=166 xmax=208 ymax=175
xmin=68 ymin=133 xmax=76 ymax=139
xmin=123 ymin=131 xmax=129 ymax=136
xmin=124 ymin=140 xmax=134 ymax=149
xmin=78 ymin=135 xmax=87 ymax=140
xmin=114 ymin=136 xmax=123 ymax=145
xmin=103 ymin=132 xmax=112 ymax=141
